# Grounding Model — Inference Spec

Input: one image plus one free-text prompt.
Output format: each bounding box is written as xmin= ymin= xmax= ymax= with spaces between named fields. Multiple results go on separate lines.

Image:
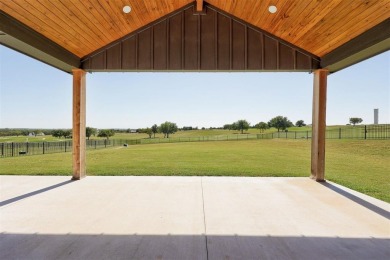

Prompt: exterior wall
xmin=81 ymin=4 xmax=320 ymax=72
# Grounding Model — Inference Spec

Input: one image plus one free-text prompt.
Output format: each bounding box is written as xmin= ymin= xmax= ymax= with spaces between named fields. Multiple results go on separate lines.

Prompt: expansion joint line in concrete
xmin=200 ymin=177 xmax=209 ymax=260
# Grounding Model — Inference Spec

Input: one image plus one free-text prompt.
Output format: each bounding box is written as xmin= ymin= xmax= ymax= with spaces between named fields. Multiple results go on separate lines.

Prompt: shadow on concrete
xmin=321 ymin=182 xmax=390 ymax=220
xmin=0 ymin=180 xmax=74 ymax=207
xmin=1 ymin=233 xmax=389 ymax=260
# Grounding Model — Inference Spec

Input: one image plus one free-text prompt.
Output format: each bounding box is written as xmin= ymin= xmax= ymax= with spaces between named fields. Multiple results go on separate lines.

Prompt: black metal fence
xmin=1 ymin=124 xmax=388 ymax=158
xmin=265 ymin=124 xmax=390 ymax=140
xmin=0 ymin=139 xmax=121 ymax=158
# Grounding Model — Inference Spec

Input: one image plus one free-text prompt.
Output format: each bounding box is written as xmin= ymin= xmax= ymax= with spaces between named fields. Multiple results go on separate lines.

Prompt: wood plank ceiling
xmin=1 ymin=0 xmax=389 ymax=60
xmin=208 ymin=0 xmax=390 ymax=57
xmin=0 ymin=0 xmax=194 ymax=57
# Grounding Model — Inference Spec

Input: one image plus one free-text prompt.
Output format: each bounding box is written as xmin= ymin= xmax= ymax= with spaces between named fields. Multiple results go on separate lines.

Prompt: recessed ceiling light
xmin=268 ymin=5 xmax=277 ymax=14
xmin=123 ymin=5 xmax=131 ymax=14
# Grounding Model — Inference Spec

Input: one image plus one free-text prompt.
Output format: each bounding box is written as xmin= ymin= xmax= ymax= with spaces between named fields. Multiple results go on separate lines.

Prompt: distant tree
xmin=255 ymin=122 xmax=269 ymax=133
xmin=21 ymin=130 xmax=30 ymax=136
xmin=159 ymin=121 xmax=178 ymax=138
xmin=295 ymin=120 xmax=306 ymax=127
xmin=52 ymin=129 xmax=65 ymax=138
xmin=268 ymin=116 xmax=293 ymax=132
xmin=231 ymin=122 xmax=238 ymax=131
xmin=145 ymin=128 xmax=153 ymax=138
xmin=63 ymin=130 xmax=72 ymax=139
xmin=233 ymin=119 xmax=250 ymax=134
xmin=42 ymin=129 xmax=52 ymax=135
xmin=86 ymin=127 xmax=97 ymax=140
xmin=223 ymin=124 xmax=232 ymax=130
xmin=13 ymin=130 xmax=22 ymax=137
xmin=98 ymin=129 xmax=115 ymax=139
xmin=349 ymin=117 xmax=363 ymax=126
xmin=35 ymin=130 xmax=43 ymax=136
xmin=151 ymin=124 xmax=158 ymax=138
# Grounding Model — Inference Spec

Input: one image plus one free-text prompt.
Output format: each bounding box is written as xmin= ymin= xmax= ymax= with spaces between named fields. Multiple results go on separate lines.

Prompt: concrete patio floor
xmin=1 ymin=176 xmax=389 ymax=260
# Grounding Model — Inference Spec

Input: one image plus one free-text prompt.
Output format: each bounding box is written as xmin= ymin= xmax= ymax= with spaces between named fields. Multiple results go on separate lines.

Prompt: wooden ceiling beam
xmin=0 ymin=10 xmax=80 ymax=72
xmin=321 ymin=18 xmax=390 ymax=73
xmin=196 ymin=0 xmax=203 ymax=12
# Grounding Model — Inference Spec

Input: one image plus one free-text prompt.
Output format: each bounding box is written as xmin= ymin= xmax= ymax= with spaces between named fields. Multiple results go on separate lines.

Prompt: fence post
xmin=104 ymin=139 xmax=107 ymax=148
xmin=306 ymin=131 xmax=308 ymax=140
xmin=339 ymin=128 xmax=341 ymax=139
xmin=65 ymin=141 xmax=67 ymax=152
xmin=286 ymin=132 xmax=288 ymax=139
xmin=12 ymin=142 xmax=14 ymax=157
xmin=364 ymin=125 xmax=367 ymax=140
xmin=26 ymin=142 xmax=29 ymax=153
xmin=43 ymin=142 xmax=45 ymax=154
xmin=1 ymin=143 xmax=3 ymax=157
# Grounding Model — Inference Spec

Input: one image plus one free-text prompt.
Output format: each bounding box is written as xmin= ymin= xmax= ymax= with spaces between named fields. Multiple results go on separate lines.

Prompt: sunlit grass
xmin=0 ymin=139 xmax=388 ymax=202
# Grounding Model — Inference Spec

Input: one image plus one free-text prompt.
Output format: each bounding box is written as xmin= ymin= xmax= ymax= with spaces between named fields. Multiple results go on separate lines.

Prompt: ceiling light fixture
xmin=123 ymin=5 xmax=131 ymax=14
xmin=268 ymin=5 xmax=277 ymax=14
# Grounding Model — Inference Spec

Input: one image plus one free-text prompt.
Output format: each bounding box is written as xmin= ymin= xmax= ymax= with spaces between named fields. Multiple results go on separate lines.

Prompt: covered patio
xmin=1 ymin=175 xmax=389 ymax=259
xmin=1 ymin=0 xmax=389 ymax=259
xmin=1 ymin=0 xmax=389 ymax=180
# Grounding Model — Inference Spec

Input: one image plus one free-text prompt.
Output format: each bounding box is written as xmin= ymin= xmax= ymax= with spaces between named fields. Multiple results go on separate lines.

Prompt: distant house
xmin=36 ymin=132 xmax=45 ymax=136
xmin=130 ymin=129 xmax=137 ymax=133
xmin=28 ymin=132 xmax=35 ymax=137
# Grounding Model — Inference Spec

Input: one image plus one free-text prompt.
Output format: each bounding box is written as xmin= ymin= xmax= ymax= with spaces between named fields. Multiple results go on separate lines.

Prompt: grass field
xmin=0 ymin=139 xmax=388 ymax=202
xmin=0 ymin=125 xmax=359 ymax=143
xmin=0 ymin=128 xmax=286 ymax=143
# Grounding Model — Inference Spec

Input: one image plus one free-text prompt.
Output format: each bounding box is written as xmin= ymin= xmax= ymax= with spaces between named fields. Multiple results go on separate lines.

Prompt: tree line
xmin=0 ymin=116 xmax=365 ymax=139
xmin=137 ymin=122 xmax=178 ymax=138
xmin=84 ymin=122 xmax=179 ymax=140
xmin=223 ymin=116 xmax=306 ymax=134
xmin=0 ymin=129 xmax=52 ymax=137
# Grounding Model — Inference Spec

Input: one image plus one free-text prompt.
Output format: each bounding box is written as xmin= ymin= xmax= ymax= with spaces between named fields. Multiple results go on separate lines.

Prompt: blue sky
xmin=0 ymin=45 xmax=389 ymax=129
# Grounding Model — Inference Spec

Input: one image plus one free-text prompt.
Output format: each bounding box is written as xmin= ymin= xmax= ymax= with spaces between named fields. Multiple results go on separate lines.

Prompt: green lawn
xmin=1 ymin=124 xmax=383 ymax=142
xmin=1 ymin=139 xmax=388 ymax=202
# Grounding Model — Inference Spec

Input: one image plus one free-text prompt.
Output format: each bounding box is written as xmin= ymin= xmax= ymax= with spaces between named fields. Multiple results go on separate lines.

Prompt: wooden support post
xmin=72 ymin=69 xmax=86 ymax=180
xmin=311 ymin=69 xmax=328 ymax=181
xmin=196 ymin=0 xmax=203 ymax=12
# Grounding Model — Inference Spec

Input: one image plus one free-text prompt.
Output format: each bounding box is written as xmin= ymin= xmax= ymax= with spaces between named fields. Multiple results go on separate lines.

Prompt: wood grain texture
xmin=81 ymin=5 xmax=319 ymax=72
xmin=72 ymin=69 xmax=86 ymax=180
xmin=0 ymin=0 xmax=193 ymax=57
xmin=196 ymin=0 xmax=203 ymax=12
xmin=311 ymin=69 xmax=328 ymax=182
xmin=0 ymin=0 xmax=389 ymax=58
xmin=204 ymin=0 xmax=390 ymax=56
